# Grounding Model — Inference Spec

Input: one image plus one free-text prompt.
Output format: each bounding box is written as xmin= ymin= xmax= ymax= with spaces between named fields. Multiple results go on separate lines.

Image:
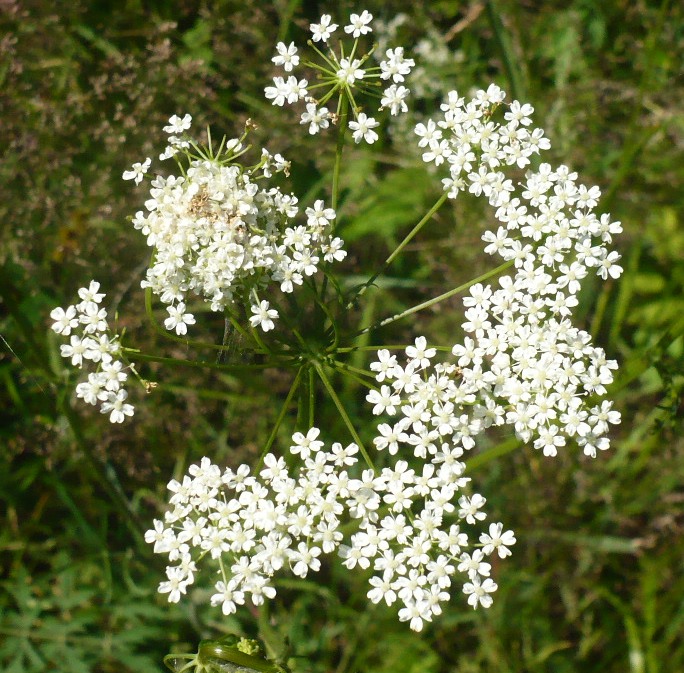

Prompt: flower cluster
xmin=146 ymin=428 xmax=514 ymax=631
xmin=126 ymin=116 xmax=346 ymax=333
xmin=419 ymin=85 xmax=622 ymax=280
xmin=50 ymin=281 xmax=134 ymax=423
xmin=410 ymin=86 xmax=622 ymax=457
xmin=345 ymin=449 xmax=514 ymax=630
xmin=370 ymin=326 xmax=619 ymax=466
xmin=266 ymin=11 xmax=415 ymax=143
xmin=146 ymin=431 xmax=365 ymax=612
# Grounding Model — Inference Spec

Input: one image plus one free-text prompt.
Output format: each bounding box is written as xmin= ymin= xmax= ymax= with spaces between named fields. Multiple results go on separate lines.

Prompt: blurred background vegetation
xmin=1 ymin=0 xmax=683 ymax=671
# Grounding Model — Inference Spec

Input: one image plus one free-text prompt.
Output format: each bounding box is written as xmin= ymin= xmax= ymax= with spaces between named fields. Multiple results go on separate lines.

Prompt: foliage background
xmin=1 ymin=0 xmax=682 ymax=671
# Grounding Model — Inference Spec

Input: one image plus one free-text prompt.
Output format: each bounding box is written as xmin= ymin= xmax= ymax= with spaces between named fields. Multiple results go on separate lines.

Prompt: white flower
xmin=249 ymin=300 xmax=278 ymax=332
xmin=164 ymin=302 xmax=196 ymax=336
xmin=79 ymin=303 xmax=108 ymax=334
xmin=366 ymin=385 xmax=401 ymax=415
xmin=310 ymin=14 xmax=338 ymax=42
xmin=463 ymin=576 xmax=498 ymax=608
xmin=100 ymin=359 xmax=128 ymax=391
xmin=158 ymin=566 xmax=189 ymax=603
xmin=406 ymin=336 xmax=436 ymax=368
xmin=290 ymin=542 xmax=321 ymax=577
xmin=272 ymin=41 xmax=299 ymax=72
xmin=370 ymin=349 xmax=398 ymax=382
xmin=100 ymin=389 xmax=135 ymax=424
xmin=596 ymin=250 xmax=623 ymax=280
xmin=380 ymin=47 xmax=415 ymax=83
xmin=210 ymin=581 xmax=244 ymax=615
xmin=480 ymin=523 xmax=516 ymax=559
xmin=122 ymin=158 xmax=151 ymax=185
xmin=60 ymin=335 xmax=87 ymax=367
xmin=50 ymin=306 xmax=79 ymax=335
xmin=381 ymin=84 xmax=410 ymax=115
xmin=305 ymin=200 xmax=336 ymax=228
xmin=349 ymin=113 xmax=379 ymax=144
xmin=283 ymin=75 xmax=308 ymax=104
xmin=344 ymin=10 xmax=373 ymax=38
xmin=337 ymin=58 xmax=365 ymax=85
xmin=75 ymin=372 xmax=107 ymax=405
xmin=265 ymin=76 xmax=288 ymax=106
xmin=300 ymin=103 xmax=331 ymax=135
xmin=163 ymin=114 xmax=192 ymax=134
xmin=290 ymin=427 xmax=323 ymax=460
xmin=457 ymin=494 xmax=487 ymax=524
xmin=77 ymin=281 xmax=105 ymax=306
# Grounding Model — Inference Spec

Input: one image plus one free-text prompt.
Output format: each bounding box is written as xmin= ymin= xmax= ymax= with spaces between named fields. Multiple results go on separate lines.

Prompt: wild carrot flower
xmin=127 ymin=115 xmax=347 ymax=334
xmin=50 ymin=281 xmax=134 ymax=423
xmin=265 ymin=11 xmax=415 ymax=144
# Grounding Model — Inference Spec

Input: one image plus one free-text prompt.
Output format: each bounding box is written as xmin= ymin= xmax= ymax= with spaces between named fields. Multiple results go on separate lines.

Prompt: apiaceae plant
xmin=49 ymin=8 xmax=622 ymax=668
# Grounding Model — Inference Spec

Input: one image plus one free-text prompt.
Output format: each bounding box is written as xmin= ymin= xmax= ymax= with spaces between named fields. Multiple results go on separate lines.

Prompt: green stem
xmin=352 ymin=260 xmax=514 ymax=337
xmin=346 ymin=192 xmax=449 ymax=309
xmin=331 ymin=360 xmax=377 ymax=380
xmin=332 ymin=95 xmax=349 ymax=212
xmin=334 ymin=365 xmax=378 ymax=392
xmin=335 ymin=344 xmax=411 ymax=353
xmin=122 ymin=348 xmax=284 ymax=372
xmin=308 ymin=365 xmax=315 ymax=427
xmin=256 ymin=367 xmax=303 ymax=471
xmin=224 ymin=303 xmax=255 ymax=343
xmin=313 ymin=361 xmax=375 ymax=471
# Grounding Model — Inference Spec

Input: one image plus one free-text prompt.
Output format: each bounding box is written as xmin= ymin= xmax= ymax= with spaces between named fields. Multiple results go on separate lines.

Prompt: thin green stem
xmin=346 ymin=192 xmax=449 ymax=309
xmin=308 ymin=366 xmax=315 ymax=427
xmin=121 ymin=348 xmax=285 ymax=372
xmin=352 ymin=260 xmax=514 ymax=338
xmin=256 ymin=367 xmax=303 ymax=471
xmin=334 ymin=365 xmax=378 ymax=392
xmin=224 ymin=303 xmax=255 ymax=343
xmin=313 ymin=361 xmax=375 ymax=471
xmin=331 ymin=360 xmax=377 ymax=380
xmin=332 ymin=95 xmax=349 ymax=212
xmin=335 ymin=344 xmax=412 ymax=353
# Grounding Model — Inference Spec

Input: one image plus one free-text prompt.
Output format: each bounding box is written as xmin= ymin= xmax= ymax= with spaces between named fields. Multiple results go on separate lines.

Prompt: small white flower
xmin=344 ymin=10 xmax=373 ymax=38
xmin=379 ymin=47 xmax=415 ymax=83
xmin=50 ymin=306 xmax=79 ymax=335
xmin=310 ymin=14 xmax=338 ymax=42
xmin=480 ymin=523 xmax=516 ymax=559
xmin=164 ymin=302 xmax=196 ymax=336
xmin=381 ymin=84 xmax=410 ymax=116
xmin=122 ymin=158 xmax=151 ymax=185
xmin=305 ymin=200 xmax=336 ymax=228
xmin=290 ymin=427 xmax=323 ymax=460
xmin=272 ymin=41 xmax=299 ymax=72
xmin=300 ymin=103 xmax=330 ymax=135
xmin=337 ymin=58 xmax=365 ymax=85
xmin=60 ymin=335 xmax=87 ymax=367
xmin=249 ymin=300 xmax=278 ymax=332
xmin=366 ymin=385 xmax=400 ymax=415
xmin=349 ymin=113 xmax=379 ymax=144
xmin=463 ymin=576 xmax=498 ymax=609
xmin=100 ymin=389 xmax=135 ymax=424
xmin=77 ymin=281 xmax=105 ymax=306
xmin=163 ymin=114 xmax=192 ymax=134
